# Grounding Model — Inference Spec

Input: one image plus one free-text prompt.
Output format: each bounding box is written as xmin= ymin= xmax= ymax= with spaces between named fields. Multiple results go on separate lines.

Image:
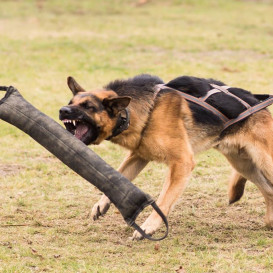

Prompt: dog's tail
xmin=0 ymin=86 xmax=8 ymax=91
xmin=228 ymin=171 xmax=247 ymax=204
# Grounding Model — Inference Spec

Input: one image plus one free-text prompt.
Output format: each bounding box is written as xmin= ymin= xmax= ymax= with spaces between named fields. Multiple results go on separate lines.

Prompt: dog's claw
xmin=92 ymin=206 xmax=101 ymax=221
xmin=91 ymin=205 xmax=102 ymax=221
xmin=130 ymin=230 xmax=146 ymax=241
xmin=129 ymin=233 xmax=144 ymax=241
xmin=131 ymin=215 xmax=162 ymax=240
xmin=131 ymin=228 xmax=154 ymax=241
xmin=90 ymin=200 xmax=111 ymax=221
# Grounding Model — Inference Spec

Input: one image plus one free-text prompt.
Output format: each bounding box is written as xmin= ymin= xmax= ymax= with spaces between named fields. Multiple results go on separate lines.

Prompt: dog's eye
xmin=81 ymin=102 xmax=96 ymax=111
xmin=89 ymin=106 xmax=96 ymax=111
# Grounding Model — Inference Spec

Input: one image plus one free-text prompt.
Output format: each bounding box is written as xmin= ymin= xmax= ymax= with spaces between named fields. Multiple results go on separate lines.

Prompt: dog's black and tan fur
xmin=59 ymin=74 xmax=273 ymax=239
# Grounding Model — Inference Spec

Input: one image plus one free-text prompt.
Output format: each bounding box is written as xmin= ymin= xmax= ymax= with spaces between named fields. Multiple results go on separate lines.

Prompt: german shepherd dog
xmin=59 ymin=74 xmax=273 ymax=240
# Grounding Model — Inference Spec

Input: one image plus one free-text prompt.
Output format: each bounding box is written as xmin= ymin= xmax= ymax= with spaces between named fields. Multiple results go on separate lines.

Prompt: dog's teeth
xmin=63 ymin=119 xmax=73 ymax=124
xmin=62 ymin=119 xmax=78 ymax=125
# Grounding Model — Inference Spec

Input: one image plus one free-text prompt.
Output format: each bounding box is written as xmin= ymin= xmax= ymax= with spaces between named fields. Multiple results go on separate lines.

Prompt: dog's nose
xmin=59 ymin=106 xmax=72 ymax=115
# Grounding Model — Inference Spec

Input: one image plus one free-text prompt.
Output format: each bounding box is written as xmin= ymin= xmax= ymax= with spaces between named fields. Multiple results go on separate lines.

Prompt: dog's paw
xmin=265 ymin=215 xmax=273 ymax=229
xmin=130 ymin=217 xmax=162 ymax=240
xmin=90 ymin=200 xmax=110 ymax=221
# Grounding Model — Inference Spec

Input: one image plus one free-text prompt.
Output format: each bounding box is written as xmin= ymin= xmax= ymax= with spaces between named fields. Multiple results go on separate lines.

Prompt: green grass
xmin=0 ymin=0 xmax=273 ymax=272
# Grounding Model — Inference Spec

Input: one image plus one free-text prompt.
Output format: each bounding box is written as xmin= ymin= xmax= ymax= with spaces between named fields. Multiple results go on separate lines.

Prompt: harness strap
xmin=131 ymin=201 xmax=169 ymax=241
xmin=210 ymin=84 xmax=251 ymax=109
xmin=155 ymin=84 xmax=273 ymax=132
xmin=200 ymin=88 xmax=222 ymax=101
xmin=155 ymin=84 xmax=229 ymax=123
xmin=222 ymin=96 xmax=273 ymax=130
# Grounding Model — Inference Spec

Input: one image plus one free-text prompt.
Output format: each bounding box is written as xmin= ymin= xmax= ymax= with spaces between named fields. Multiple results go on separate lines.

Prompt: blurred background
xmin=1 ymin=0 xmax=273 ymax=117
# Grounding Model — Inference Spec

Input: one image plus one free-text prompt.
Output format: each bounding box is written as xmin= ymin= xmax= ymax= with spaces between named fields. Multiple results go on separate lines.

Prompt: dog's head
xmin=59 ymin=77 xmax=131 ymax=145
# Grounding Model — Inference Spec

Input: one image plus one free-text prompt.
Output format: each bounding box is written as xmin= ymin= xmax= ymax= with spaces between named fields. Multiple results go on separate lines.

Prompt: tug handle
xmin=131 ymin=202 xmax=169 ymax=241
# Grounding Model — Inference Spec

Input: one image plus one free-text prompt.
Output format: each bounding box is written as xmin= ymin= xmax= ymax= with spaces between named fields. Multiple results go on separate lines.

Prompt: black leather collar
xmin=106 ymin=108 xmax=130 ymax=140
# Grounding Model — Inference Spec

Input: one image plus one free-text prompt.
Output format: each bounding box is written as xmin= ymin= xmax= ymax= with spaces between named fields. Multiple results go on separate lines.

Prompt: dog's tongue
xmin=75 ymin=123 xmax=88 ymax=139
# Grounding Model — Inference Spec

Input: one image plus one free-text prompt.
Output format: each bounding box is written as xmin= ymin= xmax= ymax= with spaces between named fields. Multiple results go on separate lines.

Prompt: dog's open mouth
xmin=62 ymin=119 xmax=98 ymax=145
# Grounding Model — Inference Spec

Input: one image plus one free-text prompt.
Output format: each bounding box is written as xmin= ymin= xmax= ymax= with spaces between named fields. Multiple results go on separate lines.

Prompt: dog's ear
xmin=67 ymin=76 xmax=86 ymax=95
xmin=102 ymin=96 xmax=131 ymax=116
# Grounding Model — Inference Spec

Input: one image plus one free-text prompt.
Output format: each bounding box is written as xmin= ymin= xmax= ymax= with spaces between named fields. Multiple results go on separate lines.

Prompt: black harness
xmin=155 ymin=84 xmax=273 ymax=132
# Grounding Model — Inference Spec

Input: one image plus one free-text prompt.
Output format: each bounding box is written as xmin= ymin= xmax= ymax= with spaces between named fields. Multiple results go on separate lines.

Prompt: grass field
xmin=0 ymin=0 xmax=273 ymax=272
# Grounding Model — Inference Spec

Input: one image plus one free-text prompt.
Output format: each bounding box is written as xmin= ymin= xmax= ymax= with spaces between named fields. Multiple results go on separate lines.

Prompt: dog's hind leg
xmin=228 ymin=170 xmax=247 ymax=205
xmin=91 ymin=153 xmax=148 ymax=220
xmin=247 ymin=147 xmax=273 ymax=228
xmin=248 ymin=167 xmax=273 ymax=228
xmin=221 ymin=110 xmax=273 ymax=228
xmin=225 ymin=146 xmax=273 ymax=228
xmin=259 ymin=182 xmax=273 ymax=228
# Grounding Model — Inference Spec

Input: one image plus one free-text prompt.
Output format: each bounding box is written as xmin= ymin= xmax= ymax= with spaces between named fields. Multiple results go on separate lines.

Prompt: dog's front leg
xmin=91 ymin=152 xmax=149 ymax=220
xmin=132 ymin=157 xmax=194 ymax=240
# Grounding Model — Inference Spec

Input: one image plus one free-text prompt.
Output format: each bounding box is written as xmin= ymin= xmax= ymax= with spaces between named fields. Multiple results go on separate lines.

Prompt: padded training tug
xmin=0 ymin=86 xmax=168 ymax=241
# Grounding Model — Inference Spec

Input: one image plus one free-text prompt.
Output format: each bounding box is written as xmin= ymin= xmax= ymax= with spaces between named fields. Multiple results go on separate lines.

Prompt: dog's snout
xmin=59 ymin=106 xmax=72 ymax=115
